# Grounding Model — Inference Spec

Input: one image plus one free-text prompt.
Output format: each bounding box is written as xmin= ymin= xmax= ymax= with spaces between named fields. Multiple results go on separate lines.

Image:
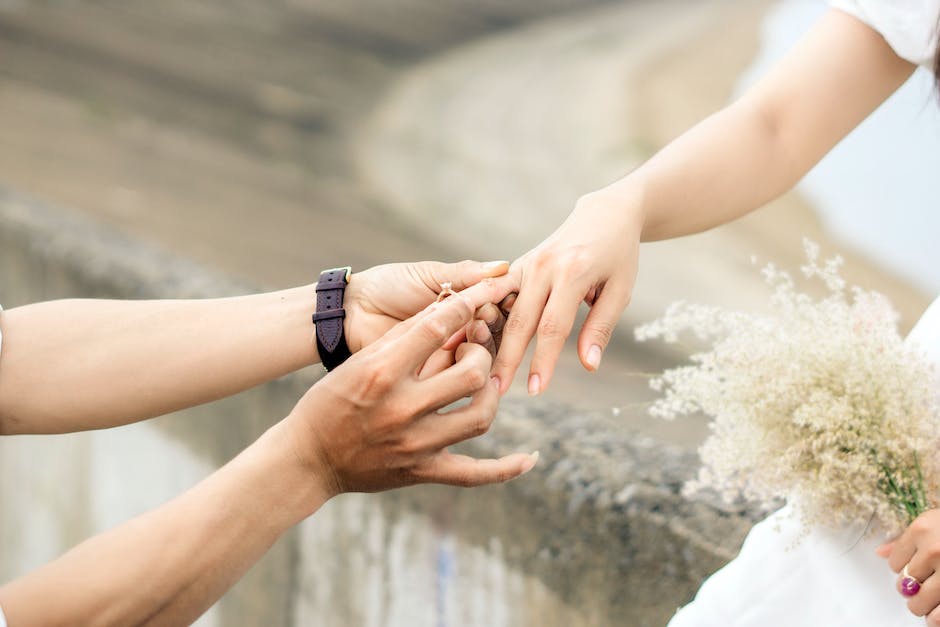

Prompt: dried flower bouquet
xmin=636 ymin=241 xmax=940 ymax=535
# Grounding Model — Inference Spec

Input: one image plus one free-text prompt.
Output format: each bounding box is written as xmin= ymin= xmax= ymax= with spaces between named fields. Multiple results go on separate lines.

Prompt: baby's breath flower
xmin=636 ymin=242 xmax=940 ymax=535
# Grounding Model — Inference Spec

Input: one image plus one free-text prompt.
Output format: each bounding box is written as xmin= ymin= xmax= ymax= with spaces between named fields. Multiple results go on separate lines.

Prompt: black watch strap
xmin=313 ymin=266 xmax=352 ymax=371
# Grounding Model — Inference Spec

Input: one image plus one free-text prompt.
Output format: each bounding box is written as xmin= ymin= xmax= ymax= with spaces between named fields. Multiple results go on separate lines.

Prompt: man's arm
xmin=0 ymin=287 xmax=319 ymax=435
xmin=0 ymin=260 xmax=508 ymax=435
xmin=0 ymin=282 xmax=537 ymax=626
xmin=0 ymin=422 xmax=325 ymax=627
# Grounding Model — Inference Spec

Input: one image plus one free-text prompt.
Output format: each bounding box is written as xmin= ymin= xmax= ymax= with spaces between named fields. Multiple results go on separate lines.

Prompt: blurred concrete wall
xmin=0 ymin=191 xmax=760 ymax=625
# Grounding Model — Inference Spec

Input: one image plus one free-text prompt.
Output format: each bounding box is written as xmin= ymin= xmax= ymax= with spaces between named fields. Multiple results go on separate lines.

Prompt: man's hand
xmin=344 ymin=260 xmax=509 ymax=353
xmin=286 ymin=280 xmax=538 ymax=495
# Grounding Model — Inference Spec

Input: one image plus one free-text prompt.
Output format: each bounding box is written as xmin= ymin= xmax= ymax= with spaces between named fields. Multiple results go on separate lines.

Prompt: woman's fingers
xmin=904 ymin=571 xmax=940 ymax=617
xmin=527 ymin=287 xmax=582 ymax=395
xmin=492 ymin=274 xmax=550 ymax=395
xmin=415 ymin=450 xmax=539 ymax=487
xmin=928 ymin=603 xmax=940 ymax=626
xmin=889 ymin=523 xmax=922 ymax=574
xmin=577 ymin=282 xmax=631 ymax=372
xmin=876 ymin=541 xmax=895 ymax=558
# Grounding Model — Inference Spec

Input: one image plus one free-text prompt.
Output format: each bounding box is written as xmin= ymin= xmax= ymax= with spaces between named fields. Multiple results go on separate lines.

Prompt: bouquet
xmin=635 ymin=240 xmax=940 ymax=535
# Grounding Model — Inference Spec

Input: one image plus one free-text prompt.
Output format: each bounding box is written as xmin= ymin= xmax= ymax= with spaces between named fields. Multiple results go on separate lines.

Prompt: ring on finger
xmin=901 ymin=564 xmax=923 ymax=597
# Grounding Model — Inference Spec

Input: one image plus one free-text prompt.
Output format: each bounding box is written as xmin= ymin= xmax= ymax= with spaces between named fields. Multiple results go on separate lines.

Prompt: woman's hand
xmin=344 ymin=259 xmax=509 ymax=353
xmin=491 ymin=190 xmax=644 ymax=395
xmin=878 ymin=510 xmax=940 ymax=624
xmin=285 ymin=280 xmax=538 ymax=495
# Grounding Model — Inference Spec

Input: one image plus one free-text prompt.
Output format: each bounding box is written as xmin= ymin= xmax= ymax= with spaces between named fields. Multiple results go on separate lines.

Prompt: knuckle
xmin=911 ymin=517 xmax=932 ymax=536
xmin=533 ymin=249 xmax=555 ymax=271
xmin=420 ymin=316 xmax=449 ymax=345
xmin=395 ymin=434 xmax=422 ymax=456
xmin=504 ymin=312 xmax=528 ymax=335
xmin=358 ymin=359 xmax=396 ymax=397
xmin=461 ymin=366 xmax=488 ymax=393
xmin=454 ymin=472 xmax=477 ymax=488
xmin=492 ymin=355 xmax=514 ymax=374
xmin=537 ymin=315 xmax=566 ymax=340
xmin=586 ymin=319 xmax=615 ymax=344
xmin=468 ymin=414 xmax=492 ymax=438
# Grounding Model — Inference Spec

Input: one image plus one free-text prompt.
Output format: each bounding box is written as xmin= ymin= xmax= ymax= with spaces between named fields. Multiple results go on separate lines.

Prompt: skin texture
xmin=490 ymin=9 xmax=916 ymax=396
xmin=879 ymin=511 xmax=940 ymax=625
xmin=0 ymin=260 xmax=536 ymax=626
xmin=0 ymin=259 xmax=509 ymax=435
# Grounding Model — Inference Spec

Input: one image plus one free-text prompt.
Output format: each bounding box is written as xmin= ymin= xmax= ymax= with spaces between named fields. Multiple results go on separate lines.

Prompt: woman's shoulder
xmin=831 ymin=0 xmax=940 ymax=67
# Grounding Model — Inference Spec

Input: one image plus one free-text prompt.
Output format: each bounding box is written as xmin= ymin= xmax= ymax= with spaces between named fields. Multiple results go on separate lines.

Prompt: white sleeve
xmin=0 ymin=601 xmax=8 ymax=627
xmin=830 ymin=0 xmax=940 ymax=67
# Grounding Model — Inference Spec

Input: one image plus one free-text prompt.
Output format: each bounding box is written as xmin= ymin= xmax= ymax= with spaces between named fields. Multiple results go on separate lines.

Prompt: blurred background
xmin=1 ymin=0 xmax=938 ymax=624
xmin=1 ymin=0 xmax=937 ymax=426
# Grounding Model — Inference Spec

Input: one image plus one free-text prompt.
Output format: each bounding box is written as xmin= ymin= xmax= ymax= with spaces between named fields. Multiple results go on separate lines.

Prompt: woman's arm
xmin=0 ymin=282 xmax=536 ymax=627
xmin=492 ymin=9 xmax=917 ymax=395
xmin=0 ymin=259 xmax=507 ymax=435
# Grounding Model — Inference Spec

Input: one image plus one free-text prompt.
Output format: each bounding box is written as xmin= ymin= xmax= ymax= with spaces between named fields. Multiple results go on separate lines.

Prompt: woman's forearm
xmin=0 ymin=286 xmax=319 ymax=434
xmin=0 ymin=422 xmax=326 ymax=627
xmin=600 ymin=9 xmax=915 ymax=242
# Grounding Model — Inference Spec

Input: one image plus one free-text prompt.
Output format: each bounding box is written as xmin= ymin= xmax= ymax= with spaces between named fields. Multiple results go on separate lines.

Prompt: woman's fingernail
xmin=482 ymin=260 xmax=509 ymax=275
xmin=587 ymin=345 xmax=603 ymax=370
xmin=521 ymin=451 xmax=540 ymax=475
xmin=528 ymin=374 xmax=541 ymax=396
xmin=490 ymin=375 xmax=501 ymax=390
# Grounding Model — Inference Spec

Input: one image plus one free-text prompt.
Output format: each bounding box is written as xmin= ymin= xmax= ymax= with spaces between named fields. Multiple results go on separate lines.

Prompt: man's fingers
xmin=527 ymin=288 xmax=581 ymax=395
xmin=417 ymin=451 xmax=539 ymax=487
xmin=577 ymin=283 xmax=631 ymax=372
xmin=415 ymin=342 xmax=493 ymax=413
xmin=417 ymin=348 xmax=457 ymax=380
xmin=492 ymin=277 xmax=550 ymax=395
xmin=395 ymin=296 xmax=477 ymax=371
xmin=408 ymin=373 xmax=500 ymax=450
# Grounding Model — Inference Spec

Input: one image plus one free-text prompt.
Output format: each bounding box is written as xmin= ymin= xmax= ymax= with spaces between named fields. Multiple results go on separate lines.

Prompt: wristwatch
xmin=313 ymin=266 xmax=352 ymax=371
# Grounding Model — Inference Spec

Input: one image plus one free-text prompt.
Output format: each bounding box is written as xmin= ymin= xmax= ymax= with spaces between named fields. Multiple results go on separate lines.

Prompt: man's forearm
xmin=0 ymin=286 xmax=319 ymax=434
xmin=0 ymin=421 xmax=327 ymax=627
